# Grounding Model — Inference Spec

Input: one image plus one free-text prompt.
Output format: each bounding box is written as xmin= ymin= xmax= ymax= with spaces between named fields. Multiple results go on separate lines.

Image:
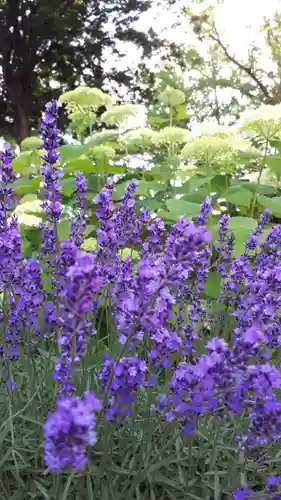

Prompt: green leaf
xmin=143 ymin=199 xmax=163 ymax=211
xmin=61 ymin=177 xmax=76 ymax=196
xmin=204 ymin=272 xmax=221 ymax=298
xmin=104 ymin=164 xmax=126 ymax=175
xmin=13 ymin=177 xmax=41 ymax=194
xmin=228 ymin=216 xmax=256 ymax=232
xmin=266 ymin=154 xmax=281 ymax=174
xmin=224 ymin=187 xmax=253 ymax=207
xmin=112 ymin=182 xmax=128 ymax=200
xmin=157 ymin=210 xmax=177 ymax=221
xmin=228 ymin=216 xmax=257 ymax=255
xmin=12 ymin=150 xmax=42 ymax=173
xmin=241 ymin=181 xmax=277 ymax=196
xmin=183 ymin=187 xmax=210 ymax=203
xmin=21 ymin=136 xmax=43 ymax=151
xmin=210 ymin=174 xmax=229 ymax=193
xmin=257 ymin=194 xmax=281 ymax=217
xmin=34 ymin=481 xmax=51 ymax=500
xmin=166 ymin=199 xmax=201 ymax=219
xmin=64 ymin=158 xmax=94 ymax=174
xmin=59 ymin=132 xmax=118 ymax=163
xmin=57 ymin=220 xmax=71 ymax=241
xmin=179 ymin=175 xmax=208 ymax=194
xmin=59 ymin=144 xmax=88 ymax=163
xmin=137 ymin=180 xmax=166 ymax=196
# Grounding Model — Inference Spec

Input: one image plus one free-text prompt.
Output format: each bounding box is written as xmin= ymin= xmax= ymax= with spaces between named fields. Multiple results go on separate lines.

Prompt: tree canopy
xmin=0 ymin=0 xmax=175 ymax=142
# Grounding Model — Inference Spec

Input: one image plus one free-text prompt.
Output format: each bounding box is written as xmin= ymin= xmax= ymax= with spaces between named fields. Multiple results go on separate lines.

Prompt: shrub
xmin=1 ymin=101 xmax=281 ymax=499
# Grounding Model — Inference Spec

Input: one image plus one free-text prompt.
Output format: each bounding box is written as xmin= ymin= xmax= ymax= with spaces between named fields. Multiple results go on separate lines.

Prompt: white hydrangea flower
xmin=15 ymin=199 xmax=44 ymax=216
xmin=60 ymin=86 xmax=112 ymax=112
xmin=182 ymin=133 xmax=260 ymax=164
xmin=68 ymin=110 xmax=96 ymax=136
xmin=182 ymin=135 xmax=233 ymax=163
xmin=101 ymin=104 xmax=145 ymax=125
xmin=241 ymin=104 xmax=281 ymax=141
xmin=158 ymin=127 xmax=189 ymax=145
xmin=88 ymin=144 xmax=116 ymax=160
xmin=89 ymin=130 xmax=118 ymax=142
xmin=158 ymin=88 xmax=185 ymax=106
xmin=191 ymin=121 xmax=234 ymax=138
xmin=16 ymin=213 xmax=42 ymax=227
xmin=120 ymin=128 xmax=161 ymax=148
xmin=21 ymin=137 xmax=43 ymax=151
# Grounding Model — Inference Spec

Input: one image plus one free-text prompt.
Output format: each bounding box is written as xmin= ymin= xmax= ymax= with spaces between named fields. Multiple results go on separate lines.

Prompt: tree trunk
xmin=16 ymin=102 xmax=30 ymax=142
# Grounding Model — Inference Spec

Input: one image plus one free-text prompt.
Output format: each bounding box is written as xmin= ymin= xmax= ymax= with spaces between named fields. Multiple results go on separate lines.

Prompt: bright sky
xmin=215 ymin=0 xmax=281 ymax=58
xmin=139 ymin=0 xmax=281 ymax=63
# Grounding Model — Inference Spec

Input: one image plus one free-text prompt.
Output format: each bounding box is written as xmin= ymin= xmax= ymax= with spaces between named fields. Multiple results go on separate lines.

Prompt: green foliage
xmin=11 ymin=85 xmax=281 ymax=262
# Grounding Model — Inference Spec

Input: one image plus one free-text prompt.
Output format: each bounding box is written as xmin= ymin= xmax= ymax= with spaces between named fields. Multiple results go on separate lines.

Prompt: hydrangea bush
xmin=2 ymin=102 xmax=281 ymax=499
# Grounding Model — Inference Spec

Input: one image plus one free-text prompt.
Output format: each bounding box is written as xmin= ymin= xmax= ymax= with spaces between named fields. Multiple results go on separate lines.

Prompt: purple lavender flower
xmin=0 ymin=143 xmax=24 ymax=359
xmin=150 ymin=328 xmax=182 ymax=368
xmin=99 ymin=355 xmax=147 ymax=421
xmin=232 ymin=486 xmax=254 ymax=499
xmin=40 ymin=101 xmax=63 ymax=261
xmin=215 ymin=214 xmax=234 ymax=277
xmin=268 ymin=476 xmax=281 ymax=489
xmin=142 ymin=218 xmax=165 ymax=255
xmin=6 ymin=259 xmax=44 ymax=356
xmin=196 ymin=196 xmax=212 ymax=226
xmin=0 ymin=142 xmax=16 ymax=230
xmin=113 ymin=217 xmax=211 ymax=367
xmin=95 ymin=178 xmax=151 ymax=281
xmin=70 ymin=173 xmax=87 ymax=247
xmin=246 ymin=209 xmax=271 ymax=252
xmin=245 ymin=399 xmax=281 ymax=448
xmin=54 ymin=253 xmax=105 ymax=394
xmin=43 ymin=391 xmax=102 ymax=472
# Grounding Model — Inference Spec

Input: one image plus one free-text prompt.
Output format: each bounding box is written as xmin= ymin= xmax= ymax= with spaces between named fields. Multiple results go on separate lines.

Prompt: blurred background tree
xmin=0 ymin=0 xmax=184 ymax=142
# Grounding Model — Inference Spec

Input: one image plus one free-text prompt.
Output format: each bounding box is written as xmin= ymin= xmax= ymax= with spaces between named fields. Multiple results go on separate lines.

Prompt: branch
xmin=59 ymin=0 xmax=77 ymax=17
xmin=209 ymin=25 xmax=270 ymax=99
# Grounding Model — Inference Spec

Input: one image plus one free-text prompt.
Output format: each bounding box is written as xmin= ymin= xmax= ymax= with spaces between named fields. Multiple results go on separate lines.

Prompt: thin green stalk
xmin=124 ymin=422 xmax=176 ymax=499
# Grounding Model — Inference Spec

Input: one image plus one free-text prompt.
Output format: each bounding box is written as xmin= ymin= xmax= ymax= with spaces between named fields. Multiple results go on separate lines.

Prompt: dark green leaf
xmin=204 ymin=272 xmax=221 ymax=299
xmin=64 ymin=158 xmax=94 ymax=174
xmin=61 ymin=177 xmax=76 ymax=196
xmin=228 ymin=216 xmax=257 ymax=255
xmin=224 ymin=187 xmax=253 ymax=207
xmin=57 ymin=220 xmax=71 ymax=241
xmin=241 ymin=181 xmax=277 ymax=196
xmin=258 ymin=194 xmax=281 ymax=217
xmin=266 ymin=154 xmax=281 ymax=174
xmin=179 ymin=175 xmax=208 ymax=194
xmin=166 ymin=199 xmax=201 ymax=219
xmin=59 ymin=133 xmax=119 ymax=163
xmin=14 ymin=177 xmax=41 ymax=194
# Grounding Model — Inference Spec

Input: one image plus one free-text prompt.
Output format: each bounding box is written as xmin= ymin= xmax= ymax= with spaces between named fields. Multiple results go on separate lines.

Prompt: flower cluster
xmin=44 ymin=391 xmax=102 ymax=472
xmin=70 ymin=173 xmax=87 ymax=247
xmin=54 ymin=253 xmax=105 ymax=394
xmin=99 ymin=355 xmax=147 ymax=421
xmin=215 ymin=214 xmax=234 ymax=277
xmin=40 ymin=101 xmax=62 ymax=261
xmin=3 ymin=99 xmax=281 ymax=498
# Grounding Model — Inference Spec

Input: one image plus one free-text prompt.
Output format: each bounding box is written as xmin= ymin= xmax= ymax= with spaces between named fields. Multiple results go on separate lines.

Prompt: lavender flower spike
xmin=43 ymin=391 xmax=102 ymax=472
xmin=70 ymin=172 xmax=87 ymax=247
xmin=54 ymin=253 xmax=105 ymax=394
xmin=196 ymin=196 xmax=212 ymax=226
xmin=40 ymin=101 xmax=63 ymax=257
